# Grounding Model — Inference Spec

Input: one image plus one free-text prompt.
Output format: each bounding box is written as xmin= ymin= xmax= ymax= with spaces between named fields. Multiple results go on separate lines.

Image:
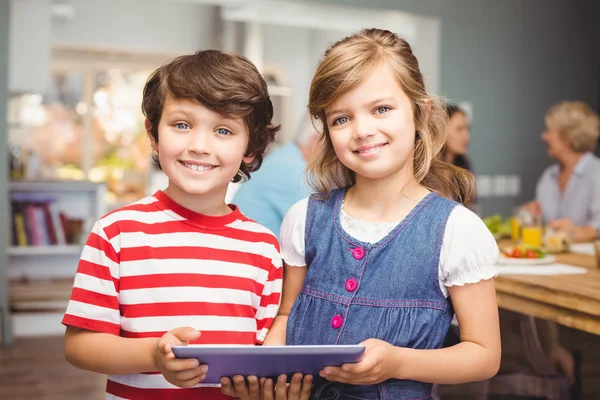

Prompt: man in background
xmin=232 ymin=115 xmax=320 ymax=238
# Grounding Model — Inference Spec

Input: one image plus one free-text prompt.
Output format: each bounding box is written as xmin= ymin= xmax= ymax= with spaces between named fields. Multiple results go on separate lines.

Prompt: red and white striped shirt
xmin=63 ymin=191 xmax=283 ymax=399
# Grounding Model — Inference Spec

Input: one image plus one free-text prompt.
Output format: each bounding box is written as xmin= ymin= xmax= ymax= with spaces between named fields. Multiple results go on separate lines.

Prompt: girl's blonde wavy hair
xmin=307 ymin=28 xmax=474 ymax=205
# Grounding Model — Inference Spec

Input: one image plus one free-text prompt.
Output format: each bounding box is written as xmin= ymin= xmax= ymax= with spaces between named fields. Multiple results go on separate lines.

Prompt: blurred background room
xmin=1 ymin=0 xmax=599 ymax=398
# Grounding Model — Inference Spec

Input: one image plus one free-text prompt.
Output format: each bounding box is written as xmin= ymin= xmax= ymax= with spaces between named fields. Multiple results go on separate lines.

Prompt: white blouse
xmin=280 ymin=198 xmax=499 ymax=297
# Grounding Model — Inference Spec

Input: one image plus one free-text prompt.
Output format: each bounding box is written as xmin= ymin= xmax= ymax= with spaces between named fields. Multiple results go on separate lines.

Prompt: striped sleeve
xmin=62 ymin=220 xmax=121 ymax=335
xmin=254 ymin=243 xmax=283 ymax=344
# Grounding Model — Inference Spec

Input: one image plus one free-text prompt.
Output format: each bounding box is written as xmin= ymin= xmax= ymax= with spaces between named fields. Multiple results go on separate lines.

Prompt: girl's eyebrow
xmin=326 ymin=108 xmax=347 ymax=118
xmin=367 ymin=97 xmax=395 ymax=106
xmin=326 ymin=97 xmax=396 ymax=118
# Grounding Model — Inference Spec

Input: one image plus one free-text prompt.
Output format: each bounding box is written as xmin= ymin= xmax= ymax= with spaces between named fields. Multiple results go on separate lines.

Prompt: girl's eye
xmin=175 ymin=122 xmax=190 ymax=130
xmin=216 ymin=128 xmax=232 ymax=136
xmin=375 ymin=106 xmax=390 ymax=115
xmin=332 ymin=116 xmax=350 ymax=126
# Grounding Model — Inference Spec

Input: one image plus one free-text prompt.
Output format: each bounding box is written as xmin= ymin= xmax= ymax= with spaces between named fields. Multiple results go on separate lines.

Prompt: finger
xmin=319 ymin=366 xmax=357 ymax=382
xmin=220 ymin=377 xmax=237 ymax=396
xmin=175 ymin=365 xmax=207 ymax=382
xmin=320 ymin=367 xmax=371 ymax=385
xmin=262 ymin=378 xmax=275 ymax=400
xmin=158 ymin=338 xmax=174 ymax=355
xmin=286 ymin=373 xmax=303 ymax=398
xmin=175 ymin=374 xmax=204 ymax=388
xmin=300 ymin=375 xmax=313 ymax=400
xmin=169 ymin=326 xmax=201 ymax=343
xmin=232 ymin=375 xmax=250 ymax=397
xmin=164 ymin=358 xmax=201 ymax=372
xmin=341 ymin=359 xmax=373 ymax=374
xmin=275 ymin=374 xmax=287 ymax=400
xmin=247 ymin=375 xmax=261 ymax=399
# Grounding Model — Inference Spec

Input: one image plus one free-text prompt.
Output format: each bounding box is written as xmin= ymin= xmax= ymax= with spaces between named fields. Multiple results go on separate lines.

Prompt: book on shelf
xmin=10 ymin=193 xmax=68 ymax=247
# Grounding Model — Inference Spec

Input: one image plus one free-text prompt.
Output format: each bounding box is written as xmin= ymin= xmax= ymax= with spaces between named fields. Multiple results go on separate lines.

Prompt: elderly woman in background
xmin=526 ymin=101 xmax=600 ymax=243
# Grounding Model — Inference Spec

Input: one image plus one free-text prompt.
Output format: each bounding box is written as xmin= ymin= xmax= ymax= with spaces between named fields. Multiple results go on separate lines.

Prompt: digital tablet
xmin=172 ymin=345 xmax=365 ymax=384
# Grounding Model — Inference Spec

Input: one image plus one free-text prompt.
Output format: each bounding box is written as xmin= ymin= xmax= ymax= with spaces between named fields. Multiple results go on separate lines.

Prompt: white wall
xmin=9 ymin=0 xmax=52 ymax=93
xmin=263 ymin=24 xmax=317 ymax=131
xmin=51 ymin=0 xmax=218 ymax=53
xmin=263 ymin=22 xmax=440 ymax=134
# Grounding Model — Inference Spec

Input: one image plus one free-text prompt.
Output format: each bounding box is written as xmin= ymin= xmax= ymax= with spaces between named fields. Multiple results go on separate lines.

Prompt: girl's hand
xmin=156 ymin=327 xmax=207 ymax=388
xmin=263 ymin=373 xmax=313 ymax=400
xmin=221 ymin=373 xmax=312 ymax=399
xmin=319 ymin=339 xmax=400 ymax=385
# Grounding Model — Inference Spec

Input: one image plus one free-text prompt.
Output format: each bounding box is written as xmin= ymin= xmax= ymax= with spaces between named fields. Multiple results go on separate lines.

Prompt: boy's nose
xmin=188 ymin=131 xmax=212 ymax=154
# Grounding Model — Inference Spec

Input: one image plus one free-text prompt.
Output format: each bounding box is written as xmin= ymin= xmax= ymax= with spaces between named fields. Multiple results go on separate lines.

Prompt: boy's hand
xmin=156 ymin=327 xmax=207 ymax=388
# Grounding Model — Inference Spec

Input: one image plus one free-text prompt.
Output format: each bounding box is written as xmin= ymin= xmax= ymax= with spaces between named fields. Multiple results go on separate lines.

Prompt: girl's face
xmin=324 ymin=62 xmax=417 ymax=183
xmin=445 ymin=112 xmax=470 ymax=156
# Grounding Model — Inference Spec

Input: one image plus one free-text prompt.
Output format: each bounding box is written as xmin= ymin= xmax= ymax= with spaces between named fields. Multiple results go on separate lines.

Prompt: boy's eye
xmin=332 ymin=116 xmax=350 ymax=126
xmin=216 ymin=128 xmax=232 ymax=136
xmin=375 ymin=106 xmax=390 ymax=115
xmin=175 ymin=122 xmax=190 ymax=130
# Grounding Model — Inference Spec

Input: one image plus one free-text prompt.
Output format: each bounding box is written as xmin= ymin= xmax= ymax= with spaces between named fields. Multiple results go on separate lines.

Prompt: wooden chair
xmin=435 ymin=315 xmax=571 ymax=400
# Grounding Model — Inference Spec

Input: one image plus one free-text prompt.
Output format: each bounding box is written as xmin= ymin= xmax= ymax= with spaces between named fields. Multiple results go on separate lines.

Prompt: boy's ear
xmin=145 ymin=119 xmax=158 ymax=152
xmin=242 ymin=154 xmax=256 ymax=165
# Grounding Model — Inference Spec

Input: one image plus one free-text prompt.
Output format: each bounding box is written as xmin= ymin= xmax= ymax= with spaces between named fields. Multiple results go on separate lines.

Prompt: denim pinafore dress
xmin=286 ymin=187 xmax=458 ymax=399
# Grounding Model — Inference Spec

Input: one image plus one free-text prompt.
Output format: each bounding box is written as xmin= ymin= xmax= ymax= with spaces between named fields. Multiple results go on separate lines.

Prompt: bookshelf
xmin=8 ymin=245 xmax=82 ymax=256
xmin=7 ymin=180 xmax=107 ymax=337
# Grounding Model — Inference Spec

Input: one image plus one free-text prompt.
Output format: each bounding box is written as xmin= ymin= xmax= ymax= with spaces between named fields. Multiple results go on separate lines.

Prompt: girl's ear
xmin=425 ymin=98 xmax=432 ymax=113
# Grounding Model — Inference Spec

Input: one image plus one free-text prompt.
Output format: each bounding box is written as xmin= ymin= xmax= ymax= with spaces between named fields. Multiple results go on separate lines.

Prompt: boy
xmin=63 ymin=50 xmax=282 ymax=399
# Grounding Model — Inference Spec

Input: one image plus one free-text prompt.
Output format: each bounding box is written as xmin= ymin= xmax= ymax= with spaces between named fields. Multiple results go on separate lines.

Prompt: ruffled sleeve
xmin=440 ymin=205 xmax=499 ymax=287
xmin=279 ymin=198 xmax=309 ymax=267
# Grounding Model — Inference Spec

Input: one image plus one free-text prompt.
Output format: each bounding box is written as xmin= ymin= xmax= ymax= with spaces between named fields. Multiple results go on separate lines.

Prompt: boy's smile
xmin=179 ymin=160 xmax=218 ymax=174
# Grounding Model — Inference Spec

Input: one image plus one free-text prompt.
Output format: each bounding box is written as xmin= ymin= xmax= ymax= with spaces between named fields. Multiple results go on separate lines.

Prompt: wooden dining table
xmin=495 ymin=240 xmax=600 ymax=336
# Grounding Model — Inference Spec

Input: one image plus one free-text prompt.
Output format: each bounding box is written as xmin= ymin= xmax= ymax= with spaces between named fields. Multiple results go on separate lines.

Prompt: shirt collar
xmin=574 ymin=152 xmax=593 ymax=175
xmin=549 ymin=152 xmax=593 ymax=177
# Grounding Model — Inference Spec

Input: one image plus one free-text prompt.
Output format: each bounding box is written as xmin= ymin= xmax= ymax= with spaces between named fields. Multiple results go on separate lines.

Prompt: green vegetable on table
xmin=483 ymin=214 xmax=512 ymax=237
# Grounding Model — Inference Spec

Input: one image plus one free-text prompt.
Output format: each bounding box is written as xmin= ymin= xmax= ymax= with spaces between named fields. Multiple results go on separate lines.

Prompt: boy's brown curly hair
xmin=142 ymin=50 xmax=280 ymax=182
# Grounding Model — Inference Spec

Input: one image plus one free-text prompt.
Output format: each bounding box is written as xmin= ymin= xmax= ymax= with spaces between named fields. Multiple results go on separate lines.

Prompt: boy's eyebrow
xmin=326 ymin=97 xmax=395 ymax=118
xmin=164 ymin=109 xmax=193 ymax=119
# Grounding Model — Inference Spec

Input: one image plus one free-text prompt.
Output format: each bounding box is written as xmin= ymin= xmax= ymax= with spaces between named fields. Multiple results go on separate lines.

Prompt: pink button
xmin=351 ymin=247 xmax=365 ymax=260
xmin=331 ymin=315 xmax=343 ymax=329
xmin=345 ymin=278 xmax=357 ymax=292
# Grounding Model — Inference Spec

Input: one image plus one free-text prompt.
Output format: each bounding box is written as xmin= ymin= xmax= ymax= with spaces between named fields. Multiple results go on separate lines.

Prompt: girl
xmin=223 ymin=28 xmax=500 ymax=400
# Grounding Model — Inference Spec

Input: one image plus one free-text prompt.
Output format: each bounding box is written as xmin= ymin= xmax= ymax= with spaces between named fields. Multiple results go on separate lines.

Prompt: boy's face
xmin=149 ymin=97 xmax=253 ymax=205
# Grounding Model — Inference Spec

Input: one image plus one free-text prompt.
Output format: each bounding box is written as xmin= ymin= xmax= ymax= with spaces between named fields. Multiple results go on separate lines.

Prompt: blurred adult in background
xmin=232 ymin=115 xmax=320 ymax=238
xmin=524 ymin=101 xmax=600 ymax=243
xmin=441 ymin=103 xmax=472 ymax=171
xmin=440 ymin=102 xmax=479 ymax=213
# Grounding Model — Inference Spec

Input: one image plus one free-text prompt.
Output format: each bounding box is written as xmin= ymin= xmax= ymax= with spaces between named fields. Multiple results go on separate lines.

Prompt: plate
xmin=496 ymin=254 xmax=556 ymax=266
